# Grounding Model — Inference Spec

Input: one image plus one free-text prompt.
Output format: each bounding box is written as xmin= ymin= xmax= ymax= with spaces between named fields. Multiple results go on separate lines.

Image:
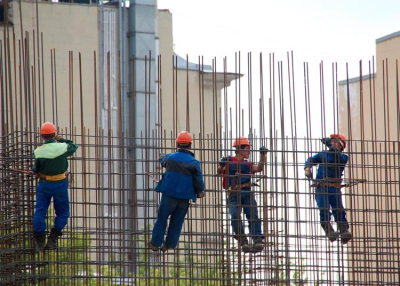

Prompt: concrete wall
xmin=8 ymin=1 xmax=102 ymax=130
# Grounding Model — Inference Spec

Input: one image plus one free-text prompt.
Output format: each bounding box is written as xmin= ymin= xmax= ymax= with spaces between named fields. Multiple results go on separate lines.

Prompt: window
xmin=0 ymin=0 xmax=13 ymax=25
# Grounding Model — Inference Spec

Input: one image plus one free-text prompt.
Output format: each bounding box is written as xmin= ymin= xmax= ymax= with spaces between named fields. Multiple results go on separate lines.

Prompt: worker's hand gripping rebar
xmin=259 ymin=146 xmax=268 ymax=155
xmin=219 ymin=156 xmax=227 ymax=167
xmin=320 ymin=137 xmax=332 ymax=148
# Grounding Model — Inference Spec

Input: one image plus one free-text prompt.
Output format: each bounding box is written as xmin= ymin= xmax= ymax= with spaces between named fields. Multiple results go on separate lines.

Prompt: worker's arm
xmin=321 ymin=137 xmax=333 ymax=149
xmin=252 ymin=147 xmax=268 ymax=173
xmin=340 ymin=153 xmax=349 ymax=165
xmin=159 ymin=153 xmax=167 ymax=168
xmin=304 ymin=152 xmax=322 ymax=169
xmin=57 ymin=136 xmax=79 ymax=157
xmin=304 ymin=152 xmax=322 ymax=178
xmin=193 ymin=161 xmax=205 ymax=198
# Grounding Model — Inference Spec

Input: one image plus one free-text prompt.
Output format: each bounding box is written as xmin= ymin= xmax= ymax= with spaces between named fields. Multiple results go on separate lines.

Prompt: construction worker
xmin=32 ymin=122 xmax=78 ymax=252
xmin=304 ymin=133 xmax=353 ymax=244
xmin=149 ymin=131 xmax=205 ymax=252
xmin=217 ymin=136 xmax=268 ymax=252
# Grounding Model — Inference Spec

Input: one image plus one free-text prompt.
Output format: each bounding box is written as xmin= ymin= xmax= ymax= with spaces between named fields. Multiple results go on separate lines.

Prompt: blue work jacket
xmin=304 ymin=148 xmax=348 ymax=180
xmin=155 ymin=148 xmax=205 ymax=202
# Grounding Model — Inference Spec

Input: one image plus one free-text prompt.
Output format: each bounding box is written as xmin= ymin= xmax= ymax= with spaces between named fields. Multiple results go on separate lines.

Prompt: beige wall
xmin=338 ymin=32 xmax=400 ymax=283
xmin=339 ymin=33 xmax=400 ymax=141
xmin=8 ymin=1 xmax=102 ymax=131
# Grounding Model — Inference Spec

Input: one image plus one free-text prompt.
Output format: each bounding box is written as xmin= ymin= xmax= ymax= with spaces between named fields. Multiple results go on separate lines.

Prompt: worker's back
xmin=155 ymin=148 xmax=204 ymax=202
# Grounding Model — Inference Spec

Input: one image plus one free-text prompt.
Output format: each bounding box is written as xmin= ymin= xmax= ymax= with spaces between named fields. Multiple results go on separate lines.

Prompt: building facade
xmin=338 ymin=31 xmax=400 ymax=284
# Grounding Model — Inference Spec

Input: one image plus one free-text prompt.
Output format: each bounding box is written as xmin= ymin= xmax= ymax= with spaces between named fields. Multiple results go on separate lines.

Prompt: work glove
xmin=320 ymin=137 xmax=332 ymax=148
xmin=259 ymin=146 xmax=269 ymax=156
xmin=197 ymin=192 xmax=205 ymax=199
xmin=219 ymin=156 xmax=228 ymax=167
xmin=55 ymin=134 xmax=62 ymax=142
xmin=304 ymin=167 xmax=312 ymax=179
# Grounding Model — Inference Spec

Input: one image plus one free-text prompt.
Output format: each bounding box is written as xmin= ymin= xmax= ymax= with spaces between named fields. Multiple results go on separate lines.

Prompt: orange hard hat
xmin=330 ymin=133 xmax=346 ymax=149
xmin=233 ymin=136 xmax=251 ymax=148
xmin=176 ymin=131 xmax=192 ymax=144
xmin=41 ymin=122 xmax=56 ymax=135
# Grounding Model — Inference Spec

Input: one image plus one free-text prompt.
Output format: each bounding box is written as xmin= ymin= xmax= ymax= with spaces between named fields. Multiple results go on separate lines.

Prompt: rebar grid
xmin=0 ymin=21 xmax=399 ymax=286
xmin=2 ymin=133 xmax=400 ymax=285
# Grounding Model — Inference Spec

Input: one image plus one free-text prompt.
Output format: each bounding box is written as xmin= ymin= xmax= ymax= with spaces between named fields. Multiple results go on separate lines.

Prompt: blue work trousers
xmin=33 ymin=180 xmax=70 ymax=234
xmin=151 ymin=194 xmax=190 ymax=249
xmin=315 ymin=186 xmax=348 ymax=227
xmin=227 ymin=191 xmax=262 ymax=239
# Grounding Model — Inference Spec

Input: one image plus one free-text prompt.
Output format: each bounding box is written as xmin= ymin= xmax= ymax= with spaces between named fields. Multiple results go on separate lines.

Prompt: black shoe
xmin=327 ymin=231 xmax=340 ymax=242
xmin=44 ymin=228 xmax=62 ymax=250
xmin=148 ymin=241 xmax=160 ymax=252
xmin=161 ymin=244 xmax=171 ymax=253
xmin=241 ymin=240 xmax=251 ymax=252
xmin=252 ymin=237 xmax=264 ymax=252
xmin=341 ymin=230 xmax=353 ymax=245
xmin=34 ymin=232 xmax=46 ymax=252
xmin=321 ymin=223 xmax=340 ymax=242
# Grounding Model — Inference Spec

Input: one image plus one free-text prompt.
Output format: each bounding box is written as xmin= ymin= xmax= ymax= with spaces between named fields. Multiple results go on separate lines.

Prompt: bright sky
xmin=157 ymin=0 xmax=400 ymax=79
xmin=157 ymin=0 xmax=400 ymax=145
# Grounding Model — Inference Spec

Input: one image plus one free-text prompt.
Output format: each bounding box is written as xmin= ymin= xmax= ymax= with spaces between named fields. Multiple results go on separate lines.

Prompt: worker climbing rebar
xmin=32 ymin=122 xmax=79 ymax=252
xmin=217 ymin=136 xmax=268 ymax=253
xmin=304 ymin=133 xmax=353 ymax=244
xmin=149 ymin=131 xmax=205 ymax=252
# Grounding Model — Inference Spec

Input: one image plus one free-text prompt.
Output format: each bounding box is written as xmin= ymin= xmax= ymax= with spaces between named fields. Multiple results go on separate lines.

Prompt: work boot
xmin=34 ymin=232 xmax=46 ymax=252
xmin=252 ymin=236 xmax=264 ymax=252
xmin=148 ymin=241 xmax=160 ymax=252
xmin=339 ymin=224 xmax=353 ymax=245
xmin=240 ymin=238 xmax=251 ymax=252
xmin=320 ymin=223 xmax=340 ymax=242
xmin=160 ymin=244 xmax=172 ymax=253
xmin=45 ymin=228 xmax=62 ymax=250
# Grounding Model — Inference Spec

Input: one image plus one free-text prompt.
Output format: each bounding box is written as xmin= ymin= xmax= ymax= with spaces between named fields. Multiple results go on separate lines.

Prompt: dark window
xmin=0 ymin=0 xmax=13 ymax=25
xmin=0 ymin=6 xmax=4 ymax=23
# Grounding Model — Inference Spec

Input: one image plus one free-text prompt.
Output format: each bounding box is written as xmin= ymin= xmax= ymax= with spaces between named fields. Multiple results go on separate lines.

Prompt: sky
xmin=157 ymin=0 xmax=400 ymax=80
xmin=156 ymin=0 xmax=400 ymax=148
